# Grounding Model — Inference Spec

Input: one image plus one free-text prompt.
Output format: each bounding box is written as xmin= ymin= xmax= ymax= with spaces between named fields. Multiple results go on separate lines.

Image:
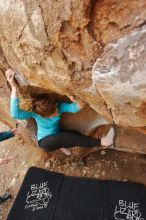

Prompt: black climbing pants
xmin=38 ymin=130 xmax=101 ymax=152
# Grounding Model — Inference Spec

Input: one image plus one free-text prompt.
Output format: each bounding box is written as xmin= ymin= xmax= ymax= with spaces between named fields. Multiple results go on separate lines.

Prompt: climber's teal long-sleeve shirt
xmin=0 ymin=131 xmax=14 ymax=142
xmin=10 ymin=97 xmax=80 ymax=141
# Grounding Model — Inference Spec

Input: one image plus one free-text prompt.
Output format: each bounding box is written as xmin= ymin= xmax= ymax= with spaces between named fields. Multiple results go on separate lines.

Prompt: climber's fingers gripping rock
xmin=5 ymin=68 xmax=18 ymax=89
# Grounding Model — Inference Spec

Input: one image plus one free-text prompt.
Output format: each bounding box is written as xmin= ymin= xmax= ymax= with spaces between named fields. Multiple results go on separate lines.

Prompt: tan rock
xmin=0 ymin=0 xmax=146 ymax=155
xmin=93 ymin=26 xmax=146 ymax=127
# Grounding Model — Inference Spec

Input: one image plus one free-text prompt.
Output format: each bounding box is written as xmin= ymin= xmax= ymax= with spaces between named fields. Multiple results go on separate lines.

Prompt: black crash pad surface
xmin=7 ymin=167 xmax=146 ymax=220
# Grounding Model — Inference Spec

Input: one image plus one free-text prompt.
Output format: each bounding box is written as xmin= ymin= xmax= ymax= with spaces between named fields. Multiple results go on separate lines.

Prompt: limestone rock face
xmin=0 ymin=0 xmax=146 ymax=96
xmin=0 ymin=0 xmax=146 ymax=154
xmin=92 ymin=26 xmax=146 ymax=127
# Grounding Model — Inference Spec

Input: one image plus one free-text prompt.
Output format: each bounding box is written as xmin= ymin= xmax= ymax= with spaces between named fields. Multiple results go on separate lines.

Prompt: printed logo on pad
xmin=25 ymin=181 xmax=52 ymax=212
xmin=114 ymin=200 xmax=144 ymax=220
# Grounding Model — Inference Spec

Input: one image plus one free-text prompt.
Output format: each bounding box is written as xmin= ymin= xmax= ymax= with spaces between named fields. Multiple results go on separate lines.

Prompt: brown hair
xmin=32 ymin=94 xmax=57 ymax=117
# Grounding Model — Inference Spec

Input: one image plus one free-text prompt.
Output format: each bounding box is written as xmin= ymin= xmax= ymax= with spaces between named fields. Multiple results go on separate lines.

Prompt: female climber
xmin=6 ymin=68 xmax=115 ymax=155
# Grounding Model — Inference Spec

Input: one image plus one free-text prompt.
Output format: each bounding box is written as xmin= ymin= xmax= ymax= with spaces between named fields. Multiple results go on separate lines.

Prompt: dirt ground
xmin=0 ymin=123 xmax=146 ymax=220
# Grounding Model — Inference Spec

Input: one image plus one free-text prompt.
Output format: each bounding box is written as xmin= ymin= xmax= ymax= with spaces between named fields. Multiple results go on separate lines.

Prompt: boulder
xmin=0 ymin=0 xmax=146 ymax=154
xmin=92 ymin=25 xmax=146 ymax=127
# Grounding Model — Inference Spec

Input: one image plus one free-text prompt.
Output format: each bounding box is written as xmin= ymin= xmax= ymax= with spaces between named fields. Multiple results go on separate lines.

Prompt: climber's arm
xmin=6 ymin=69 xmax=33 ymax=120
xmin=0 ymin=131 xmax=14 ymax=142
xmin=58 ymin=102 xmax=80 ymax=114
xmin=58 ymin=96 xmax=85 ymax=114
xmin=10 ymin=97 xmax=33 ymax=119
xmin=6 ymin=68 xmax=18 ymax=98
xmin=69 ymin=96 xmax=85 ymax=110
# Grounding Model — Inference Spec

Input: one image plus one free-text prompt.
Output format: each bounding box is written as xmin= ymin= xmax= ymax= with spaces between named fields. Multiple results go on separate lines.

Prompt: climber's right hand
xmin=5 ymin=68 xmax=18 ymax=89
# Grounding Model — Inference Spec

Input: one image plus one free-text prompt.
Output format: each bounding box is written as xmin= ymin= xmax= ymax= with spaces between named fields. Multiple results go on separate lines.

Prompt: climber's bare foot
xmin=101 ymin=126 xmax=116 ymax=148
xmin=60 ymin=148 xmax=71 ymax=156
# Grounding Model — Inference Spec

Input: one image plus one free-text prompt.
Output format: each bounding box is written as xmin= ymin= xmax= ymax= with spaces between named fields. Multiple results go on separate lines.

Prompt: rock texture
xmin=92 ymin=25 xmax=146 ymax=127
xmin=0 ymin=63 xmax=15 ymax=128
xmin=0 ymin=0 xmax=146 ymax=153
